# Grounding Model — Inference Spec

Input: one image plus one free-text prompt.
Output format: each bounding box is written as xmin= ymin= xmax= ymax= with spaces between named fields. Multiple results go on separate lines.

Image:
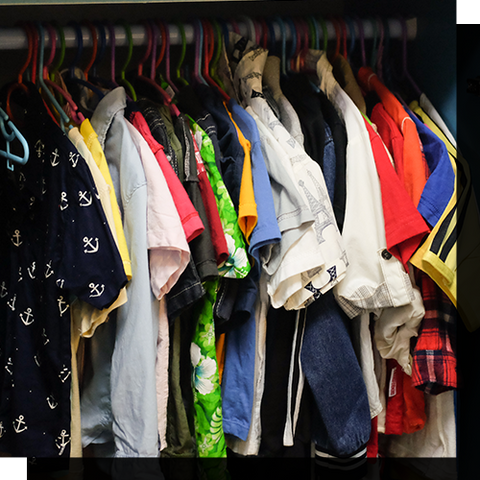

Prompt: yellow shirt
xmin=410 ymin=103 xmax=480 ymax=332
xmin=80 ymin=119 xmax=132 ymax=280
xmin=224 ymin=103 xmax=258 ymax=242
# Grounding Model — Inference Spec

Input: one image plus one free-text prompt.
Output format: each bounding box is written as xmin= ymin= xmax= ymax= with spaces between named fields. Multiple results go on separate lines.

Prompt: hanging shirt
xmin=331 ymin=54 xmax=367 ymax=116
xmin=229 ymin=37 xmax=348 ymax=310
xmin=406 ymin=107 xmax=455 ymax=228
xmin=0 ymin=83 xmax=127 ymax=458
xmin=80 ymin=118 xmax=132 ymax=280
xmin=357 ymin=67 xmax=429 ymax=207
xmin=224 ymin=103 xmax=258 ymax=241
xmin=67 ymin=127 xmax=129 ymax=458
xmin=262 ymin=55 xmax=305 ymax=147
xmin=419 ymin=93 xmax=456 ymax=148
xmin=410 ymin=106 xmax=480 ymax=334
xmin=189 ymin=127 xmax=229 ymax=267
xmin=124 ymin=119 xmax=190 ymax=299
xmin=304 ymin=50 xmax=415 ymax=318
xmin=81 ymin=87 xmax=160 ymax=458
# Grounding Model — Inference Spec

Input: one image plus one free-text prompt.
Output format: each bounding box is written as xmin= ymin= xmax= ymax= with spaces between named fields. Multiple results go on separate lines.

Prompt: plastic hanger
xmin=152 ymin=20 xmax=166 ymax=82
xmin=159 ymin=19 xmax=180 ymax=94
xmin=174 ymin=21 xmax=189 ymax=88
xmin=6 ymin=23 xmax=34 ymax=121
xmin=35 ymin=22 xmax=84 ymax=127
xmin=49 ymin=21 xmax=66 ymax=83
xmin=329 ymin=17 xmax=341 ymax=62
xmin=0 ymin=107 xmax=29 ymax=171
xmin=90 ymin=21 xmax=108 ymax=82
xmin=369 ymin=17 xmax=379 ymax=71
xmin=337 ymin=17 xmax=348 ymax=59
xmin=193 ymin=19 xmax=208 ymax=86
xmin=259 ymin=18 xmax=269 ymax=49
xmin=355 ymin=16 xmax=367 ymax=68
xmin=275 ymin=16 xmax=287 ymax=76
xmin=317 ymin=16 xmax=328 ymax=52
xmin=202 ymin=19 xmax=230 ymax=101
xmin=295 ymin=18 xmax=310 ymax=73
xmin=238 ymin=15 xmax=256 ymax=43
xmin=108 ymin=23 xmax=120 ymax=88
xmin=135 ymin=20 xmax=180 ymax=116
xmin=397 ymin=16 xmax=422 ymax=97
xmin=210 ymin=19 xmax=227 ymax=90
xmin=344 ymin=16 xmax=356 ymax=61
xmin=375 ymin=17 xmax=385 ymax=81
xmin=306 ymin=16 xmax=316 ymax=50
xmin=62 ymin=22 xmax=105 ymax=101
xmin=118 ymin=22 xmax=137 ymax=101
xmin=284 ymin=17 xmax=298 ymax=73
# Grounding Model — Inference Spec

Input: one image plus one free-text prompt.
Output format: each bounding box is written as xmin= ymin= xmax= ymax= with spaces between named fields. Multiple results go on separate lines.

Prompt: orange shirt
xmin=224 ymin=103 xmax=258 ymax=242
xmin=357 ymin=67 xmax=429 ymax=206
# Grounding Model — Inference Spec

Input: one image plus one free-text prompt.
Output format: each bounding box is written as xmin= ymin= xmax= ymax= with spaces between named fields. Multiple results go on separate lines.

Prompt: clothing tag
xmin=388 ymin=367 xmax=397 ymax=397
xmin=165 ymin=85 xmax=176 ymax=100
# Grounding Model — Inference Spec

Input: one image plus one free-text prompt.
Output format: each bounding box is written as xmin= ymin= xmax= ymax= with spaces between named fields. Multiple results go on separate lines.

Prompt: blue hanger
xmin=35 ymin=22 xmax=71 ymax=131
xmin=0 ymin=107 xmax=29 ymax=171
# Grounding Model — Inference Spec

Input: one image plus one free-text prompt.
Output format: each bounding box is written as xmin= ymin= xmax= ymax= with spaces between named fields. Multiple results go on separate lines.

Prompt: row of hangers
xmin=1 ymin=15 xmax=418 ymax=171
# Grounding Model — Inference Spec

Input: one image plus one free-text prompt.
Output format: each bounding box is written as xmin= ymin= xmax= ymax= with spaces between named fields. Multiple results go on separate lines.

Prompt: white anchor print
xmin=27 ymin=262 xmax=36 ymax=280
xmin=83 ymin=237 xmax=99 ymax=254
xmin=59 ymin=192 xmax=68 ymax=211
xmin=56 ymin=278 xmax=65 ymax=289
xmin=47 ymin=395 xmax=58 ymax=410
xmin=0 ymin=281 xmax=7 ymax=298
xmin=78 ymin=191 xmax=92 ymax=207
xmin=45 ymin=261 xmax=54 ymax=279
xmin=59 ymin=365 xmax=71 ymax=383
xmin=88 ymin=283 xmax=105 ymax=298
xmin=34 ymin=353 xmax=41 ymax=367
xmin=0 ymin=421 xmax=5 ymax=438
xmin=68 ymin=152 xmax=79 ymax=167
xmin=11 ymin=230 xmax=22 ymax=247
xmin=13 ymin=415 xmax=27 ymax=433
xmin=18 ymin=172 xmax=26 ymax=191
xmin=29 ymin=196 xmax=35 ymax=207
xmin=7 ymin=294 xmax=16 ymax=311
xmin=42 ymin=177 xmax=47 ymax=195
xmin=55 ymin=429 xmax=70 ymax=455
xmin=5 ymin=357 xmax=13 ymax=375
xmin=42 ymin=328 xmax=50 ymax=346
xmin=35 ymin=140 xmax=44 ymax=158
xmin=18 ymin=267 xmax=22 ymax=282
xmin=50 ymin=148 xmax=60 ymax=167
xmin=57 ymin=296 xmax=69 ymax=316
xmin=20 ymin=308 xmax=34 ymax=326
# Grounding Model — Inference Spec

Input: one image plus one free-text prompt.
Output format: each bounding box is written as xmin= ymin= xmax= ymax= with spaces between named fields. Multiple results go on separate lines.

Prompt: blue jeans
xmin=301 ymin=291 xmax=371 ymax=457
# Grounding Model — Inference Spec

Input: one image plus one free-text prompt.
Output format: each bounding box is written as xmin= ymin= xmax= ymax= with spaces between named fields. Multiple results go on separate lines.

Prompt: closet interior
xmin=0 ymin=1 xmax=469 ymax=479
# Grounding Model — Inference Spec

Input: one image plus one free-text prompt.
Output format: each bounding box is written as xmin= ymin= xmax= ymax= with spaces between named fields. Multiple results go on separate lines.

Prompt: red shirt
xmin=358 ymin=67 xmax=429 ymax=206
xmin=191 ymin=127 xmax=229 ymax=266
xmin=363 ymin=118 xmax=429 ymax=270
xmin=130 ymin=111 xmax=204 ymax=243
xmin=371 ymin=103 xmax=405 ymax=185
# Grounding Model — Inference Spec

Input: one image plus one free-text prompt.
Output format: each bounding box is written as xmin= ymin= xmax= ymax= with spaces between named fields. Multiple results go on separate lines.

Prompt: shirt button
xmin=381 ymin=250 xmax=392 ymax=260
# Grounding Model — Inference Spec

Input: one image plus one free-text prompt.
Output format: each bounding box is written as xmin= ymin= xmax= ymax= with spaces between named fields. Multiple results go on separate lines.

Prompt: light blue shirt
xmin=81 ymin=87 xmax=160 ymax=458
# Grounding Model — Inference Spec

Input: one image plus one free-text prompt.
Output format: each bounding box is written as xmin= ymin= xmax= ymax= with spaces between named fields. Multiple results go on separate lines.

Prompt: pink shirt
xmin=125 ymin=119 xmax=190 ymax=300
xmin=130 ymin=111 xmax=205 ymax=243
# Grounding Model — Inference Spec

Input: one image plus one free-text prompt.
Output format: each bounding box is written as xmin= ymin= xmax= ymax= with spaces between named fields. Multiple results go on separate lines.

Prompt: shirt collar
xmin=90 ymin=87 xmax=127 ymax=149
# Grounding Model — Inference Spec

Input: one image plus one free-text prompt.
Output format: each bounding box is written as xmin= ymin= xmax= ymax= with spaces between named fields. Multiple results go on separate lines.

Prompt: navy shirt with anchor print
xmin=0 ymin=83 xmax=127 ymax=457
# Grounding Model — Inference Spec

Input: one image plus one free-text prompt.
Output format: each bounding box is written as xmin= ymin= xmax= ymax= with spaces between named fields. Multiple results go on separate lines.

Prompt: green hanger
xmin=119 ymin=21 xmax=137 ymax=101
xmin=175 ymin=21 xmax=189 ymax=87
xmin=210 ymin=19 xmax=226 ymax=91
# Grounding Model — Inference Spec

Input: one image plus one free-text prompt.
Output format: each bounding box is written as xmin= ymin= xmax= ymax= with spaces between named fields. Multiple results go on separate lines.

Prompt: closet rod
xmin=0 ymin=17 xmax=416 ymax=50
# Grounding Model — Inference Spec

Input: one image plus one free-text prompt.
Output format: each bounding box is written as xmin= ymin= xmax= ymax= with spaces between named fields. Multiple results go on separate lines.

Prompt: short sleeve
xmin=56 ymin=142 xmax=128 ymax=310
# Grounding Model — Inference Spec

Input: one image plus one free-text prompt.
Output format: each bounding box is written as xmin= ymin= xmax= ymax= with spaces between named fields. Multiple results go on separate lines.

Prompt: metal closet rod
xmin=0 ymin=17 xmax=417 ymax=50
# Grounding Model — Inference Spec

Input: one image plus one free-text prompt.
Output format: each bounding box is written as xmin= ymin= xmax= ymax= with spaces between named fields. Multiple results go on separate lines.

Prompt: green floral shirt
xmin=191 ymin=280 xmax=229 ymax=480
xmin=189 ymin=117 xmax=251 ymax=279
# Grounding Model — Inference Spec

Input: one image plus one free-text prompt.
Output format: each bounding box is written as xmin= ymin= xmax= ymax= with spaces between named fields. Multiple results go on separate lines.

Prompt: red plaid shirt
xmin=411 ymin=268 xmax=457 ymax=394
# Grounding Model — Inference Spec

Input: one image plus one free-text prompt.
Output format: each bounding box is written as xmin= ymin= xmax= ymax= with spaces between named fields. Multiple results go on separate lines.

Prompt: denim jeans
xmin=301 ymin=291 xmax=371 ymax=457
